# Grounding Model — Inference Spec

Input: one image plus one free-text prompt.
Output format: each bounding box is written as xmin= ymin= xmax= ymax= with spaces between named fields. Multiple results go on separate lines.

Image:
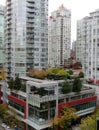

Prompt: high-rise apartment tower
xmin=48 ymin=5 xmax=71 ymax=67
xmin=4 ymin=0 xmax=48 ymax=80
xmin=76 ymin=9 xmax=99 ymax=81
xmin=0 ymin=5 xmax=4 ymax=68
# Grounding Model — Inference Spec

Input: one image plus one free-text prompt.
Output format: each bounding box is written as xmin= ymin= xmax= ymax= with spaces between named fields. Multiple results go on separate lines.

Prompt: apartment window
xmin=58 ymin=99 xmax=64 ymax=103
xmin=34 ymin=48 xmax=39 ymax=51
xmin=93 ymin=39 xmax=95 ymax=43
xmin=34 ymin=63 xmax=39 ymax=66
xmin=8 ymin=99 xmax=24 ymax=112
xmin=97 ymin=29 xmax=99 ymax=34
xmin=93 ymin=29 xmax=95 ymax=35
xmin=97 ymin=38 xmax=99 ymax=43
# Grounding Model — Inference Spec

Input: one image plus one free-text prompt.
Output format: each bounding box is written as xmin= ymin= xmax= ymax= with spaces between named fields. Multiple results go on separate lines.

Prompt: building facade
xmin=1 ymin=77 xmax=96 ymax=130
xmin=48 ymin=5 xmax=71 ymax=67
xmin=76 ymin=9 xmax=99 ymax=82
xmin=4 ymin=0 xmax=48 ymax=80
xmin=0 ymin=5 xmax=4 ymax=68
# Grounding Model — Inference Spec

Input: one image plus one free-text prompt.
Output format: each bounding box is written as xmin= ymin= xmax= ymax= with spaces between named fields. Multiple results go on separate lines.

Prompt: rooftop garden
xmin=27 ymin=67 xmax=84 ymax=80
xmin=8 ymin=76 xmax=83 ymax=94
xmin=7 ymin=68 xmax=84 ymax=94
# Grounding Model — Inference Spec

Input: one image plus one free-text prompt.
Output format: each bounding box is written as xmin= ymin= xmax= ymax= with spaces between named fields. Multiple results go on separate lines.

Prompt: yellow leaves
xmin=57 ymin=69 xmax=66 ymax=76
xmin=46 ymin=68 xmax=53 ymax=75
xmin=79 ymin=108 xmax=99 ymax=130
xmin=50 ymin=116 xmax=60 ymax=129
xmin=79 ymin=116 xmax=96 ymax=130
xmin=50 ymin=106 xmax=78 ymax=130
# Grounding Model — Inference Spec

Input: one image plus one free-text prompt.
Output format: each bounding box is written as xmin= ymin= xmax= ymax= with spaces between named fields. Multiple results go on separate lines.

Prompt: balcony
xmin=27 ymin=8 xmax=35 ymax=13
xmin=27 ymin=24 xmax=34 ymax=28
xmin=27 ymin=19 xmax=34 ymax=23
xmin=7 ymin=0 xmax=11 ymax=6
xmin=28 ymin=94 xmax=57 ymax=107
xmin=27 ymin=14 xmax=34 ymax=18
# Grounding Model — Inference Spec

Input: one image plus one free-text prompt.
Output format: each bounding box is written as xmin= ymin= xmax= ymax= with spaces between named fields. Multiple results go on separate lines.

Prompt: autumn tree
xmin=79 ymin=116 xmax=95 ymax=130
xmin=0 ymin=104 xmax=7 ymax=119
xmin=35 ymin=70 xmax=46 ymax=79
xmin=4 ymin=108 xmax=22 ymax=129
xmin=28 ymin=68 xmax=38 ymax=77
xmin=79 ymin=107 xmax=99 ymax=130
xmin=8 ymin=78 xmax=14 ymax=90
xmin=51 ymin=106 xmax=78 ymax=130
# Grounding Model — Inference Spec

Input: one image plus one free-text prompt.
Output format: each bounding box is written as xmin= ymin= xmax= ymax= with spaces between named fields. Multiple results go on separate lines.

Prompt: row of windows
xmin=72 ymin=100 xmax=96 ymax=111
xmin=8 ymin=99 xmax=24 ymax=113
xmin=58 ymin=93 xmax=95 ymax=104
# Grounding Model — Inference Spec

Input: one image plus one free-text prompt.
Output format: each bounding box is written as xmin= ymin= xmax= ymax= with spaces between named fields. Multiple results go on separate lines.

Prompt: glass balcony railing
xmin=28 ymin=116 xmax=50 ymax=126
xmin=28 ymin=94 xmax=57 ymax=107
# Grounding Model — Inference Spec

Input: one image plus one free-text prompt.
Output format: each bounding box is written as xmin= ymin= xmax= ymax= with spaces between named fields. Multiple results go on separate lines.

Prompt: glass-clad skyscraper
xmin=4 ymin=0 xmax=48 ymax=80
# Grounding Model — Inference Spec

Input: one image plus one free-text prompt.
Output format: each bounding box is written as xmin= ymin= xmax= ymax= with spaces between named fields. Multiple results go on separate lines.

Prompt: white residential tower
xmin=48 ymin=5 xmax=71 ymax=67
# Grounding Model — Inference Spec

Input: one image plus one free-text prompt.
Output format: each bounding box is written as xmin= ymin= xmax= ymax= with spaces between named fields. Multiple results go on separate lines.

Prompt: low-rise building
xmin=0 ymin=77 xmax=97 ymax=130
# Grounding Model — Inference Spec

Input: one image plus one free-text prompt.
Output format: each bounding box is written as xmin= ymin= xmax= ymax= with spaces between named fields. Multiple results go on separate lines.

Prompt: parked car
xmin=1 ymin=123 xmax=7 ymax=128
xmin=6 ymin=126 xmax=11 ymax=130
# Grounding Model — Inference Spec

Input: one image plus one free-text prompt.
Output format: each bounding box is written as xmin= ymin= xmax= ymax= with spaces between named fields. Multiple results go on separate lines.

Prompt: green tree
xmin=8 ymin=78 xmax=14 ymax=90
xmin=67 ymin=69 xmax=73 ymax=75
xmin=20 ymin=84 xmax=26 ymax=92
xmin=61 ymin=81 xmax=71 ymax=94
xmin=78 ymin=71 xmax=84 ymax=78
xmin=72 ymin=78 xmax=82 ymax=92
xmin=14 ymin=76 xmax=21 ymax=90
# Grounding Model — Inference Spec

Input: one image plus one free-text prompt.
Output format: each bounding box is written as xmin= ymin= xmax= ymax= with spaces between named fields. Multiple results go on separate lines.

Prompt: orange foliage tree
xmin=28 ymin=68 xmax=46 ymax=79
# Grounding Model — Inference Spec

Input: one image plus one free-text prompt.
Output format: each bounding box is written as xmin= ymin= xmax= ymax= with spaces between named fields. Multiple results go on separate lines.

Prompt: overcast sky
xmin=1 ymin=0 xmax=99 ymax=41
